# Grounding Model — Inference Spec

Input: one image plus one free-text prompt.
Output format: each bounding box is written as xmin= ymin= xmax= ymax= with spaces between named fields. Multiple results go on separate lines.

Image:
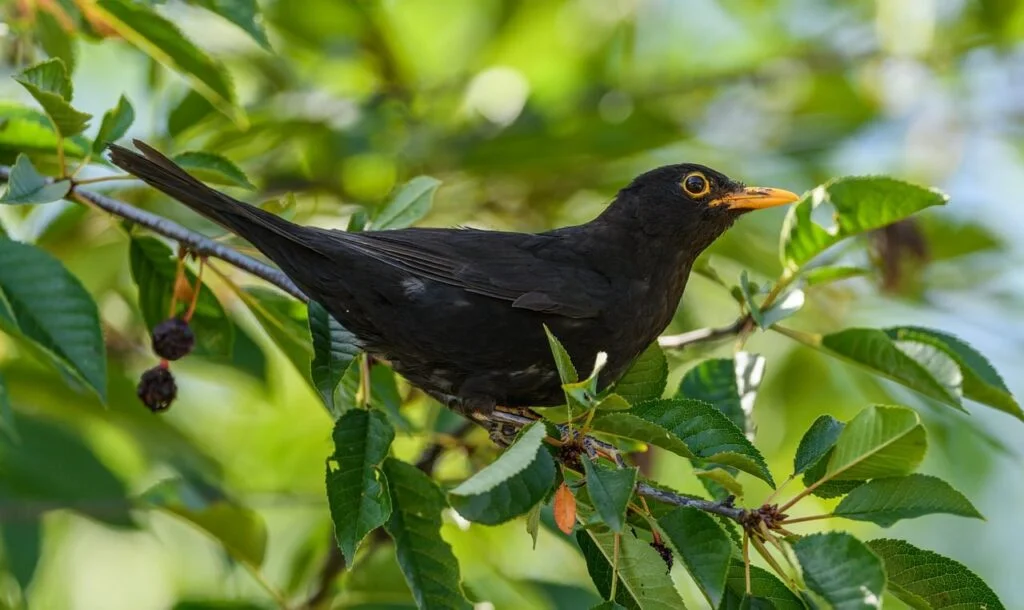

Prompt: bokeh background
xmin=1 ymin=0 xmax=1023 ymax=608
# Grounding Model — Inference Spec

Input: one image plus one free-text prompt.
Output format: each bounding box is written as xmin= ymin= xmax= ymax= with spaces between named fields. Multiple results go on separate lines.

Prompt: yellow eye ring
xmin=682 ymin=172 xmax=711 ymax=198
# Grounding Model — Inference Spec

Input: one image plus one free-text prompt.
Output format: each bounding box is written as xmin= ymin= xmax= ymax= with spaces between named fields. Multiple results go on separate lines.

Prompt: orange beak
xmin=710 ymin=186 xmax=800 ymax=211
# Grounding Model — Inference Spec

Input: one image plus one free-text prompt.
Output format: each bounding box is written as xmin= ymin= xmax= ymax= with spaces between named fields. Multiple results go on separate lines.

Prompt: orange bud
xmin=553 ymin=482 xmax=576 ymax=535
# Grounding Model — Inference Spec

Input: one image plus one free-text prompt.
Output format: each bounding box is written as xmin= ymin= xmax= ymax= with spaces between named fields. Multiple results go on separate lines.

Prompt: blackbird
xmin=109 ymin=141 xmax=797 ymax=414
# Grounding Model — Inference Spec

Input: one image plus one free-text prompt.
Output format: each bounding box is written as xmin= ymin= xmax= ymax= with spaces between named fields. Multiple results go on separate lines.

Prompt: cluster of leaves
xmin=0 ymin=1 xmax=1021 ymax=608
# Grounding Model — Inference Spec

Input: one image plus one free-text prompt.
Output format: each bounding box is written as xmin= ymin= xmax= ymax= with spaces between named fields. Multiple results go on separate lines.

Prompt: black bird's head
xmin=600 ymin=163 xmax=799 ymax=256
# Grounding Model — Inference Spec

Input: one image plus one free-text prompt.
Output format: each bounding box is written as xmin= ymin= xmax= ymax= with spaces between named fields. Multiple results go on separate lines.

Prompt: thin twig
xmin=658 ymin=316 xmax=749 ymax=350
xmin=635 ymin=482 xmax=746 ymax=522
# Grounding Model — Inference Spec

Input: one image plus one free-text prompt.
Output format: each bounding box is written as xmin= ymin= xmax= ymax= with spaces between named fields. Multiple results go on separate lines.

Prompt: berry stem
xmin=184 ymin=257 xmax=206 ymax=323
xmin=168 ymin=248 xmax=187 ymax=319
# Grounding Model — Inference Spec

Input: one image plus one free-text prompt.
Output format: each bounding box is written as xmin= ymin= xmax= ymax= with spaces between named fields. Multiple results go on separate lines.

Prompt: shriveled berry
xmin=137 ymin=365 xmax=177 ymax=412
xmin=152 ymin=317 xmax=195 ymax=360
xmin=650 ymin=540 xmax=673 ymax=572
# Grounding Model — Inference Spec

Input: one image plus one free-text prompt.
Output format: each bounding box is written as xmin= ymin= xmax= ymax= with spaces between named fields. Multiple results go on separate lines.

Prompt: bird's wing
xmin=333 ymin=228 xmax=610 ymax=319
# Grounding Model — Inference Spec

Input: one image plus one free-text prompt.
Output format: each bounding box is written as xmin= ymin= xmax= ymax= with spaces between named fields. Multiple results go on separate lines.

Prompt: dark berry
xmin=152 ymin=317 xmax=195 ymax=360
xmin=137 ymin=365 xmax=177 ymax=412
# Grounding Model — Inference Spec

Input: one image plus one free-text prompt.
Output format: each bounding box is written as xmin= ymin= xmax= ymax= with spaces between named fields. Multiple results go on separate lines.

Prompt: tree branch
xmin=657 ymin=315 xmax=750 ymax=349
xmin=0 ymin=165 xmax=308 ymax=302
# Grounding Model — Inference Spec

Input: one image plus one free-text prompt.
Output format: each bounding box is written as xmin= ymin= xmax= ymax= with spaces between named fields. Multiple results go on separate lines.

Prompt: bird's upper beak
xmin=710 ymin=186 xmax=800 ymax=211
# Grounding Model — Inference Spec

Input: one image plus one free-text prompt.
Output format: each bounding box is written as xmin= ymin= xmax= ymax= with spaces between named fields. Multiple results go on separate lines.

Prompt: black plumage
xmin=109 ymin=141 xmax=797 ymax=413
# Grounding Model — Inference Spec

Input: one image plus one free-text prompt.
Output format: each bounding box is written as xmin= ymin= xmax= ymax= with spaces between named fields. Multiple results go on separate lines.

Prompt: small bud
xmin=137 ymin=365 xmax=177 ymax=412
xmin=151 ymin=317 xmax=195 ymax=360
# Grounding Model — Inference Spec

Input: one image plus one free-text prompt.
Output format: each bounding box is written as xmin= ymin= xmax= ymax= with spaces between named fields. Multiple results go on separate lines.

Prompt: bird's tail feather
xmin=108 ymin=140 xmax=325 ymax=273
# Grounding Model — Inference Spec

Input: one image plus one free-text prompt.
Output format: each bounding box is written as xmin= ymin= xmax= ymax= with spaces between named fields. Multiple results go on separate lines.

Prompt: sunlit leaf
xmin=803 ymin=266 xmax=870 ymax=287
xmin=308 ymin=301 xmax=360 ymax=416
xmin=326 ymin=409 xmax=395 ymax=562
xmin=382 ymin=458 xmax=471 ymax=610
xmin=578 ymin=528 xmax=687 ymax=609
xmin=449 ymin=422 xmax=556 ymax=524
xmin=693 ymin=467 xmax=744 ymax=499
xmin=884 ymin=327 xmax=1022 ymax=420
xmin=0 ymin=238 xmax=106 ymax=399
xmin=592 ymin=399 xmax=774 ymax=487
xmin=793 ymin=533 xmax=885 ymax=610
xmin=187 ymin=0 xmax=272 ymax=50
xmin=657 ymin=507 xmax=731 ymax=607
xmin=544 ymin=325 xmax=578 ymax=384
xmin=93 ymin=0 xmax=241 ymax=122
xmin=833 ymin=474 xmax=982 ymax=527
xmin=13 ymin=59 xmax=91 ymax=137
xmin=373 ymin=176 xmax=441 ymax=230
xmin=0 ymin=102 xmax=89 ymax=158
xmin=826 ymin=405 xmax=926 ymax=481
xmin=172 ymin=151 xmax=255 ymax=190
xmin=35 ymin=9 xmax=77 ymax=74
xmin=867 ymin=539 xmax=1005 ymax=609
xmin=582 ymin=458 xmax=636 ymax=533
xmin=92 ymin=95 xmax=135 ymax=154
xmin=0 ymin=154 xmax=70 ymax=205
xmin=781 ymin=176 xmax=948 ymax=271
xmin=613 ymin=342 xmax=668 ymax=404
xmin=142 ymin=477 xmax=267 ymax=566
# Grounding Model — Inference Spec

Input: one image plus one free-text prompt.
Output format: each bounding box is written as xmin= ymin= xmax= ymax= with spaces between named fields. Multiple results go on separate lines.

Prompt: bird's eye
xmin=682 ymin=172 xmax=711 ymax=198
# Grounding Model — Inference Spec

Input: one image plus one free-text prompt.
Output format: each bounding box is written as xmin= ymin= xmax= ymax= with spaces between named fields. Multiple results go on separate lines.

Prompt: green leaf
xmin=613 ymin=342 xmax=668 ymax=404
xmin=720 ymin=562 xmax=805 ymax=610
xmin=167 ymin=89 xmax=215 ymax=138
xmin=781 ymin=176 xmax=948 ymax=271
xmin=129 ymin=237 xmax=234 ymax=359
xmin=308 ymin=301 xmax=361 ymax=416
xmin=94 ymin=0 xmax=241 ymax=123
xmin=866 ymin=539 xmax=1005 ymax=609
xmin=382 ymin=458 xmax=470 ymax=610
xmin=13 ymin=59 xmax=92 ymax=137
xmin=142 ymin=478 xmax=267 ymax=566
xmin=577 ymin=528 xmax=687 ymax=609
xmin=802 ymin=451 xmax=865 ymax=500
xmin=761 ymin=289 xmax=805 ymax=328
xmin=678 ymin=354 xmax=765 ymax=435
xmin=326 ymin=409 xmax=395 ymax=562
xmin=172 ymin=151 xmax=255 ymax=190
xmin=449 ymin=422 xmax=556 ymax=524
xmin=0 ymin=372 xmax=15 ymax=443
xmin=0 ymin=154 xmax=70 ymax=205
xmin=793 ymin=415 xmax=844 ymax=476
xmin=544 ymin=325 xmax=578 ymax=384
xmin=35 ymin=9 xmax=77 ymax=74
xmin=0 ymin=518 xmax=41 ymax=591
xmin=582 ymin=458 xmax=637 ymax=533
xmin=92 ymin=95 xmax=135 ymax=154
xmin=0 ymin=412 xmax=130 ymax=527
xmin=592 ymin=399 xmax=774 ymax=487
xmin=693 ymin=467 xmax=744 ymax=499
xmin=814 ymin=328 xmax=963 ymax=410
xmin=242 ymin=286 xmax=311 ymax=377
xmin=591 ymin=603 xmax=628 ymax=610
xmin=803 ymin=266 xmax=870 ymax=287
xmin=657 ymin=507 xmax=731 ymax=607
xmin=739 ymin=271 xmax=765 ymax=328
xmin=792 ymin=533 xmax=885 ymax=610
xmin=825 ymin=405 xmax=927 ymax=481
xmin=833 ymin=474 xmax=982 ymax=527
xmin=0 ymin=238 xmax=106 ymax=399
xmin=187 ymin=0 xmax=272 ymax=50
xmin=883 ymin=327 xmax=1022 ymax=420
xmin=0 ymin=102 xmax=89 ymax=158
xmin=373 ymin=176 xmax=441 ymax=230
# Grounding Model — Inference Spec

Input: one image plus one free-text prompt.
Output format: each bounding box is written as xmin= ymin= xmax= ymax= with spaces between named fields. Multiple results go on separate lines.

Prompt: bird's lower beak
xmin=710 ymin=186 xmax=800 ymax=211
